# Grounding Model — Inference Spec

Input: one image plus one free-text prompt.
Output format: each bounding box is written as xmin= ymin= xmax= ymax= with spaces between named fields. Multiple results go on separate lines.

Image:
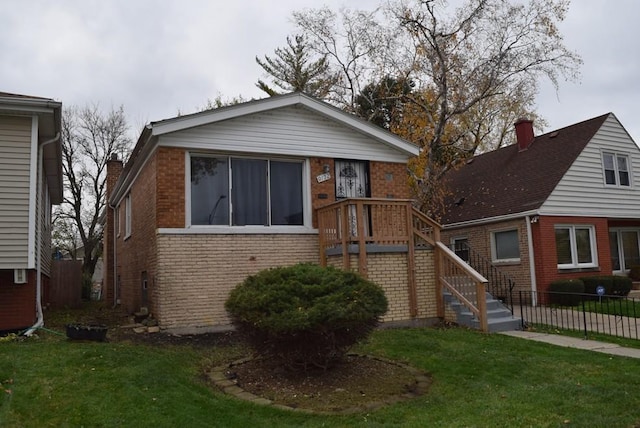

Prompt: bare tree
xmin=54 ymin=105 xmax=131 ymax=296
xmin=291 ymin=0 xmax=581 ymax=216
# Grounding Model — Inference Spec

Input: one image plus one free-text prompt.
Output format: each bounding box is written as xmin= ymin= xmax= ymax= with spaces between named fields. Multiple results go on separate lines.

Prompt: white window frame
xmin=185 ymin=152 xmax=312 ymax=232
xmin=602 ymin=151 xmax=631 ymax=187
xmin=490 ymin=228 xmax=521 ymax=263
xmin=124 ymin=194 xmax=132 ymax=239
xmin=609 ymin=227 xmax=640 ymax=273
xmin=555 ymin=225 xmax=598 ymax=269
xmin=115 ymin=204 xmax=121 ymax=237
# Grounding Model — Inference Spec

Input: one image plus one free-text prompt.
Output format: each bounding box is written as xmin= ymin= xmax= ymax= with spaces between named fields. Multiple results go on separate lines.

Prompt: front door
xmin=335 ymin=160 xmax=370 ymax=237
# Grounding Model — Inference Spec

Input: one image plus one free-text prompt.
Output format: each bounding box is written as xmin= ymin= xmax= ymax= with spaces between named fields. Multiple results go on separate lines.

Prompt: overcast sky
xmin=1 ymin=0 xmax=638 ymax=143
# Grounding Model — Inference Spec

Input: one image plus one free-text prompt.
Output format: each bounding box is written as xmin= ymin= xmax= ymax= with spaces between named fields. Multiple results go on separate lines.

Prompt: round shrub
xmin=548 ymin=279 xmax=584 ymax=306
xmin=629 ymin=265 xmax=640 ymax=281
xmin=612 ymin=275 xmax=632 ymax=298
xmin=225 ymin=263 xmax=388 ymax=371
xmin=580 ymin=275 xmax=613 ymax=298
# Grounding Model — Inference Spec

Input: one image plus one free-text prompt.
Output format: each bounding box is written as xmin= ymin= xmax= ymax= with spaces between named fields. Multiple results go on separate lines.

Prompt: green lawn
xmin=2 ymin=326 xmax=640 ymax=427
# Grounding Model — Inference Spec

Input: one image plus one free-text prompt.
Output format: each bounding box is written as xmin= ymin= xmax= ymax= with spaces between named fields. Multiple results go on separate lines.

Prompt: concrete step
xmin=628 ymin=289 xmax=640 ymax=299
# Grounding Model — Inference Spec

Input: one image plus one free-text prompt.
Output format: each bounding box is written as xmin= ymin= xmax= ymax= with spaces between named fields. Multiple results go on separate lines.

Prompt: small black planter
xmin=65 ymin=323 xmax=108 ymax=342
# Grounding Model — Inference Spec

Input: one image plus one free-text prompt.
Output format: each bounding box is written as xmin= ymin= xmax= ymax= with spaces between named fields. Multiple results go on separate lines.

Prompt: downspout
xmin=525 ymin=215 xmax=538 ymax=307
xmin=24 ymin=132 xmax=60 ymax=336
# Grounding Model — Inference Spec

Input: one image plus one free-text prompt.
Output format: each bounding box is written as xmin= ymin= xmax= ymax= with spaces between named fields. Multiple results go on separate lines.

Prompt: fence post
xmin=477 ymin=280 xmax=489 ymax=333
xmin=581 ymin=299 xmax=588 ymax=339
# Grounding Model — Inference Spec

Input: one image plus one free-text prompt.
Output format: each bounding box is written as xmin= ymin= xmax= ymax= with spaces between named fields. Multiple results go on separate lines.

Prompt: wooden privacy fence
xmin=316 ymin=198 xmax=490 ymax=332
xmin=49 ymin=260 xmax=82 ymax=309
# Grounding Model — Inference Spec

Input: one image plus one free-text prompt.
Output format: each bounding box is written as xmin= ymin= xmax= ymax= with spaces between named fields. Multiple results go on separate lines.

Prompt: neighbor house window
xmin=190 ymin=155 xmax=304 ymax=227
xmin=603 ymin=152 xmax=631 ymax=187
xmin=451 ymin=237 xmax=469 ymax=263
xmin=491 ymin=229 xmax=520 ymax=262
xmin=555 ymin=225 xmax=597 ymax=269
xmin=125 ymin=194 xmax=132 ymax=238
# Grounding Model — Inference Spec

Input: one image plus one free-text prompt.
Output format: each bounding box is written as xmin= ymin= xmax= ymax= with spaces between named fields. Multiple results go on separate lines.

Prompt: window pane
xmin=191 ymin=157 xmax=229 ymax=225
xmin=619 ymin=171 xmax=630 ymax=186
xmin=555 ymin=228 xmax=572 ymax=265
xmin=232 ymin=158 xmax=268 ymax=226
xmin=453 ymin=238 xmax=469 ymax=262
xmin=617 ymin=155 xmax=628 ymax=171
xmin=610 ymin=231 xmax=621 ymax=271
xmin=270 ymin=161 xmax=303 ymax=225
xmin=575 ymin=228 xmax=593 ymax=264
xmin=495 ymin=230 xmax=519 ymax=260
xmin=622 ymin=231 xmax=640 ymax=269
xmin=603 ymin=153 xmax=616 ymax=185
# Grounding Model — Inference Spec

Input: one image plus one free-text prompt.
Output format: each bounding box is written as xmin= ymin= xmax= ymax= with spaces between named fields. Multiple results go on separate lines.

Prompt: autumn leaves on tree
xmin=257 ymin=0 xmax=581 ymax=218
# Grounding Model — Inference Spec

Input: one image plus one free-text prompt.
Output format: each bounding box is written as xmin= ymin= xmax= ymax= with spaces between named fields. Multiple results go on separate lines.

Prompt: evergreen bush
xmin=548 ymin=279 xmax=584 ymax=306
xmin=612 ymin=275 xmax=632 ymax=298
xmin=225 ymin=263 xmax=388 ymax=371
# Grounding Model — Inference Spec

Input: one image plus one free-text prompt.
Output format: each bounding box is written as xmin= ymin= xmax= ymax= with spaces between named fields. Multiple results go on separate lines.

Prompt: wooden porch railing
xmin=316 ymin=198 xmax=489 ymax=332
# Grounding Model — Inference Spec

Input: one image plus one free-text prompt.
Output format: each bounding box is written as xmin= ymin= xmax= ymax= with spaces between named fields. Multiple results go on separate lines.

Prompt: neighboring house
xmin=0 ymin=92 xmax=62 ymax=333
xmin=441 ymin=113 xmax=640 ymax=299
xmin=104 ymin=93 xmax=429 ymax=331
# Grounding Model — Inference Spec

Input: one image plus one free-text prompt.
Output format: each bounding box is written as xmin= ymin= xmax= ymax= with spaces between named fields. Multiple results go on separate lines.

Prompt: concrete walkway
xmin=500 ymin=330 xmax=640 ymax=359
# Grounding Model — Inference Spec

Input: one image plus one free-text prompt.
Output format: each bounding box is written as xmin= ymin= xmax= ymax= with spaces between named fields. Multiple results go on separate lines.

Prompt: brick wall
xmin=327 ymin=247 xmax=438 ymax=324
xmin=441 ymin=218 xmax=532 ymax=295
xmin=310 ymin=158 xmax=411 ymax=228
xmin=104 ymin=156 xmax=123 ymax=303
xmin=156 ymin=147 xmax=185 ymax=228
xmin=0 ymin=269 xmax=36 ymax=331
xmin=533 ymin=216 xmax=611 ymax=293
xmin=155 ymin=233 xmax=320 ymax=329
xmin=115 ymin=150 xmax=159 ymax=314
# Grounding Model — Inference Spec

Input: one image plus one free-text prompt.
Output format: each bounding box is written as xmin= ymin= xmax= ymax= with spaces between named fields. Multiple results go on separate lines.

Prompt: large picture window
xmin=555 ymin=225 xmax=597 ymax=269
xmin=190 ymin=155 xmax=304 ymax=227
xmin=603 ymin=152 xmax=631 ymax=187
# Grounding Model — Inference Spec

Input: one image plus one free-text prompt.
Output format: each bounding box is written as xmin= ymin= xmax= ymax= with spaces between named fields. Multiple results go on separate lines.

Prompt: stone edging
xmin=207 ymin=354 xmax=431 ymax=415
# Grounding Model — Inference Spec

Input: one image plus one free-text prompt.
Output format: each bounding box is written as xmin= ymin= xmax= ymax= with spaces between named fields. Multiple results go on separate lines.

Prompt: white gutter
xmin=24 ymin=132 xmax=60 ymax=336
xmin=525 ymin=215 xmax=538 ymax=307
xmin=443 ymin=209 xmax=539 ymax=230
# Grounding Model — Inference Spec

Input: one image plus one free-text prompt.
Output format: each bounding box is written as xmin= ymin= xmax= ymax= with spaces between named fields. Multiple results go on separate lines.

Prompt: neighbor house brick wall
xmin=155 ymin=234 xmax=320 ymax=330
xmin=532 ymin=216 xmax=611 ymax=293
xmin=0 ymin=270 xmax=36 ymax=331
xmin=441 ymin=218 xmax=532 ymax=295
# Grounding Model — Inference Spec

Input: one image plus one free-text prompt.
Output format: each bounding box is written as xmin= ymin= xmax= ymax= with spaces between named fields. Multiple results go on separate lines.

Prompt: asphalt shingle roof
xmin=442 ymin=113 xmax=610 ymax=225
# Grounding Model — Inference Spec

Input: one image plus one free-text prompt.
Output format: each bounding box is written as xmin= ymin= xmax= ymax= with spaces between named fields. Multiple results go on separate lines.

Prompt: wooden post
xmin=476 ymin=280 xmax=489 ymax=333
xmin=406 ymin=203 xmax=417 ymax=317
xmin=356 ymin=200 xmax=367 ymax=278
xmin=340 ymin=203 xmax=349 ymax=271
xmin=318 ymin=209 xmax=327 ymax=267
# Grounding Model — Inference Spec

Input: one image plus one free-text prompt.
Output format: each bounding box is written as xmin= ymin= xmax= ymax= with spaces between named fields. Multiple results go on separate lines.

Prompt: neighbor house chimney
xmin=515 ymin=118 xmax=535 ymax=151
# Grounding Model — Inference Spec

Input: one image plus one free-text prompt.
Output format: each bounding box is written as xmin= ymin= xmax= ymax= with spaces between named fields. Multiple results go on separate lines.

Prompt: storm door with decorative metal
xmin=335 ymin=160 xmax=370 ymax=237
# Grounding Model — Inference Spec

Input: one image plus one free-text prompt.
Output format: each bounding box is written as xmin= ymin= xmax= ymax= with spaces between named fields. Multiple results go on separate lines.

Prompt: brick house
xmin=0 ymin=92 xmax=62 ymax=334
xmin=104 ymin=93 xmax=450 ymax=332
xmin=440 ymin=113 xmax=640 ymax=299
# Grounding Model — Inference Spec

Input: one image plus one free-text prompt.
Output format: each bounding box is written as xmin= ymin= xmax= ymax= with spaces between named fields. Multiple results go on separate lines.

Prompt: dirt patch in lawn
xmin=216 ymin=354 xmax=430 ymax=413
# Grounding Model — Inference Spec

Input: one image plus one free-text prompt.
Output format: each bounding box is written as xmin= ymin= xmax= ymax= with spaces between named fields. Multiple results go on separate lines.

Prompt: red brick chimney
xmin=104 ymin=154 xmax=123 ymax=304
xmin=515 ymin=118 xmax=534 ymax=151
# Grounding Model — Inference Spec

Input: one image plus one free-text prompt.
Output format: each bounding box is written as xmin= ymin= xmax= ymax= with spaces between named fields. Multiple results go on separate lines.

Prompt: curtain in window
xmin=232 ymin=159 xmax=268 ymax=226
xmin=191 ymin=157 xmax=229 ymax=225
xmin=270 ymin=161 xmax=303 ymax=225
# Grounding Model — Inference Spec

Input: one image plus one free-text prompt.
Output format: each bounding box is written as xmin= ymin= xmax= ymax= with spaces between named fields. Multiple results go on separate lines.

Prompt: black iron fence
xmin=518 ymin=290 xmax=640 ymax=340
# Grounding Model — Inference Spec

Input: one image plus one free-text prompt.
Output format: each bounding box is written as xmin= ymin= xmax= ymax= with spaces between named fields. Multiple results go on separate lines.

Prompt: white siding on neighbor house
xmin=158 ymin=105 xmax=411 ymax=163
xmin=541 ymin=114 xmax=640 ymax=218
xmin=0 ymin=116 xmax=33 ymax=268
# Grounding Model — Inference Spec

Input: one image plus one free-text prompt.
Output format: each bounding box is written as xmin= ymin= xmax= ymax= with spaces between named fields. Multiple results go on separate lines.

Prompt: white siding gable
xmin=541 ymin=114 xmax=640 ymax=218
xmin=158 ymin=105 xmax=412 ymax=163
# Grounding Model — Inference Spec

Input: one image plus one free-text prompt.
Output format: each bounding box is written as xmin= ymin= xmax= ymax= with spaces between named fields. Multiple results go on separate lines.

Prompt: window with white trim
xmin=115 ymin=205 xmax=121 ymax=237
xmin=451 ymin=237 xmax=469 ymax=263
xmin=603 ymin=152 xmax=631 ymax=187
xmin=125 ymin=194 xmax=132 ymax=238
xmin=189 ymin=155 xmax=304 ymax=227
xmin=555 ymin=225 xmax=597 ymax=269
xmin=491 ymin=229 xmax=520 ymax=263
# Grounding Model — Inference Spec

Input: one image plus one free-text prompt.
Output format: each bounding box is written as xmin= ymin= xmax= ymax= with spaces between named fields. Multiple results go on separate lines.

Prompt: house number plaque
xmin=316 ymin=172 xmax=331 ymax=183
